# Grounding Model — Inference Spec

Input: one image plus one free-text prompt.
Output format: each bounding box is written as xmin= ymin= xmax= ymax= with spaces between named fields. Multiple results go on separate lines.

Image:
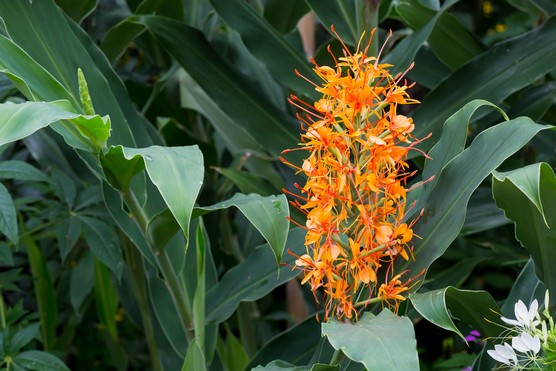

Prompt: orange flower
xmin=282 ymin=26 xmax=425 ymax=321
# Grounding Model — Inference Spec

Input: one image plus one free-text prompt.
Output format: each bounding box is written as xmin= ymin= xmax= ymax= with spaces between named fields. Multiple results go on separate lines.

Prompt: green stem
xmin=330 ymin=348 xmax=345 ymax=366
xmin=122 ymin=238 xmax=164 ymax=371
xmin=122 ymin=190 xmax=194 ymax=343
xmin=0 ymin=292 xmax=6 ymax=330
xmin=354 ymin=296 xmax=382 ymax=308
xmin=237 ymin=302 xmax=259 ymax=356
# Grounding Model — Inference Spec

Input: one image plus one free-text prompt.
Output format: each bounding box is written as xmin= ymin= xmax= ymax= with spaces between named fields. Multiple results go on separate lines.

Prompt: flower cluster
xmin=281 ymin=28 xmax=425 ymax=321
xmin=488 ymin=291 xmax=556 ymax=370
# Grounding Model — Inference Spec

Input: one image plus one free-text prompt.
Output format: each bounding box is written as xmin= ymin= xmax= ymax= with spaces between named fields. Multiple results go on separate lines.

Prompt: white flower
xmin=501 ymin=299 xmax=540 ymax=329
xmin=487 ymin=343 xmax=518 ymax=366
xmin=511 ymin=332 xmax=541 ymax=354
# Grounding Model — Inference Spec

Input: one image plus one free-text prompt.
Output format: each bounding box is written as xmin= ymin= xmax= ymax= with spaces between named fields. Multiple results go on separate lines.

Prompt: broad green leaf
xmin=408 ymin=47 xmax=452 ymax=89
xmin=131 ymin=15 xmax=300 ymax=161
xmin=196 ymin=193 xmax=289 ymax=263
xmin=9 ymin=322 xmax=40 ymax=353
xmin=0 ymin=161 xmax=49 ymax=182
xmin=55 ymin=215 xmax=81 ymax=261
xmin=100 ymin=0 xmax=180 ymax=63
xmin=0 ymin=241 xmax=14 ymax=265
xmin=507 ymin=82 xmax=556 ymax=121
xmin=307 ymin=0 xmax=377 ymax=49
xmin=396 ymin=0 xmax=483 ymax=69
xmin=178 ymin=69 xmax=284 ymax=184
xmin=412 ymin=16 xmax=556 ymax=152
xmin=177 ymin=69 xmax=264 ymax=156
xmin=384 ymin=0 xmax=459 ymax=76
xmin=215 ymin=168 xmax=277 ymax=196
xmin=253 ymin=360 xmax=338 ymax=371
xmin=192 ymin=220 xmax=206 ymax=353
xmin=402 ymin=117 xmax=551 ymax=277
xmin=0 ymin=182 xmax=17 ymax=244
xmin=146 ymin=264 xmax=187 ymax=358
xmin=0 ymin=0 xmax=155 ymax=148
xmin=322 ymin=309 xmax=418 ymax=371
xmin=248 ymin=315 xmax=322 ymax=369
xmin=21 ymin=234 xmax=57 ymax=350
xmin=0 ymin=100 xmax=110 ymax=152
xmin=220 ymin=328 xmax=250 ymax=371
xmin=55 ymin=0 xmax=98 ymax=23
xmin=408 ymin=99 xmax=507 ymax=218
xmin=501 ymin=259 xmax=545 ymax=316
xmin=181 ymin=339 xmax=206 ymax=371
xmin=101 ymin=183 xmax=156 ymax=266
xmin=80 ymin=216 xmax=124 ymax=278
xmin=13 ymin=351 xmax=70 ymax=371
xmin=209 ymin=0 xmax=317 ymax=99
xmin=410 ymin=287 xmax=503 ymax=341
xmin=102 ymin=145 xmax=203 ymax=244
xmin=425 ymin=257 xmax=486 ymax=290
xmin=52 ymin=169 xmax=77 ymax=208
xmin=493 ymin=163 xmax=556 ymax=302
xmin=93 ymin=257 xmax=119 ymax=340
xmin=263 ymin=0 xmax=310 ymax=34
xmin=205 ymin=227 xmax=304 ymax=324
xmin=462 ymin=189 xmax=509 ymax=236
xmin=70 ymin=252 xmax=93 ymax=311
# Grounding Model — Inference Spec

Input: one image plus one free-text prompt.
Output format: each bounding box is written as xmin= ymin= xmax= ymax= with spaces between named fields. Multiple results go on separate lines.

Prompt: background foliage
xmin=0 ymin=0 xmax=555 ymax=370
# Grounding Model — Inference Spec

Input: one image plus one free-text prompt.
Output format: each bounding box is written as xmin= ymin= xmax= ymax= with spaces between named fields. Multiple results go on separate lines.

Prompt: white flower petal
xmin=530 ymin=334 xmax=541 ymax=354
xmin=501 ymin=316 xmax=522 ymax=327
xmin=529 ymin=299 xmax=539 ymax=319
xmin=488 ymin=349 xmax=511 ymax=365
xmin=512 ymin=336 xmax=529 ymax=353
xmin=515 ymin=300 xmax=529 ymax=323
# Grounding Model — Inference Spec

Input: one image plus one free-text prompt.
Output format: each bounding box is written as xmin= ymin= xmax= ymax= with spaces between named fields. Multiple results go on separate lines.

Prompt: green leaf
xmin=21 ymin=234 xmax=57 ymax=350
xmin=0 ymin=0 xmax=154 ymax=148
xmin=55 ymin=0 xmax=98 ymax=23
xmin=322 ymin=309 xmax=418 ymax=371
xmin=263 ymin=0 xmax=309 ymax=34
xmin=248 ymin=315 xmax=322 ymax=369
xmin=410 ymin=287 xmax=503 ymax=341
xmin=403 ymin=117 xmax=551 ymax=277
xmin=209 ymin=0 xmax=317 ymax=99
xmin=192 ymin=220 xmax=206 ymax=354
xmin=10 ymin=322 xmax=40 ymax=353
xmin=384 ymin=0 xmax=459 ymax=76
xmin=412 ymin=16 xmax=556 ymax=152
xmin=13 ymin=351 xmax=70 ymax=371
xmin=80 ymin=216 xmax=124 ymax=279
xmin=493 ymin=163 xmax=556 ymax=302
xmin=146 ymin=265 xmax=187 ymax=358
xmin=93 ymin=257 xmax=119 ymax=340
xmin=0 ymin=100 xmax=110 ymax=152
xmin=413 ymin=100 xmax=507 ymax=210
xmin=220 ymin=328 xmax=250 ymax=371
xmin=0 ymin=161 xmax=49 ymax=182
xmin=0 ymin=242 xmax=14 ymax=265
xmin=70 ymin=252 xmax=94 ymax=311
xmin=205 ymin=227 xmax=304 ymax=324
xmin=253 ymin=360 xmax=338 ymax=371
xmin=102 ymin=145 xmax=204 ymax=244
xmin=131 ymin=15 xmax=300 ymax=161
xmin=101 ymin=183 xmax=156 ymax=266
xmin=0 ymin=182 xmax=17 ymax=244
xmin=55 ymin=216 xmax=82 ymax=261
xmin=215 ymin=167 xmax=277 ymax=196
xmin=395 ymin=0 xmax=483 ymax=69
xmin=196 ymin=193 xmax=289 ymax=263
xmin=181 ymin=339 xmax=206 ymax=371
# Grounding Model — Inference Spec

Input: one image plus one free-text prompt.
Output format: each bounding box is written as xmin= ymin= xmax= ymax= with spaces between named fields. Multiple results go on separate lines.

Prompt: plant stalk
xmin=122 ymin=238 xmax=164 ymax=371
xmin=122 ymin=190 xmax=194 ymax=343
